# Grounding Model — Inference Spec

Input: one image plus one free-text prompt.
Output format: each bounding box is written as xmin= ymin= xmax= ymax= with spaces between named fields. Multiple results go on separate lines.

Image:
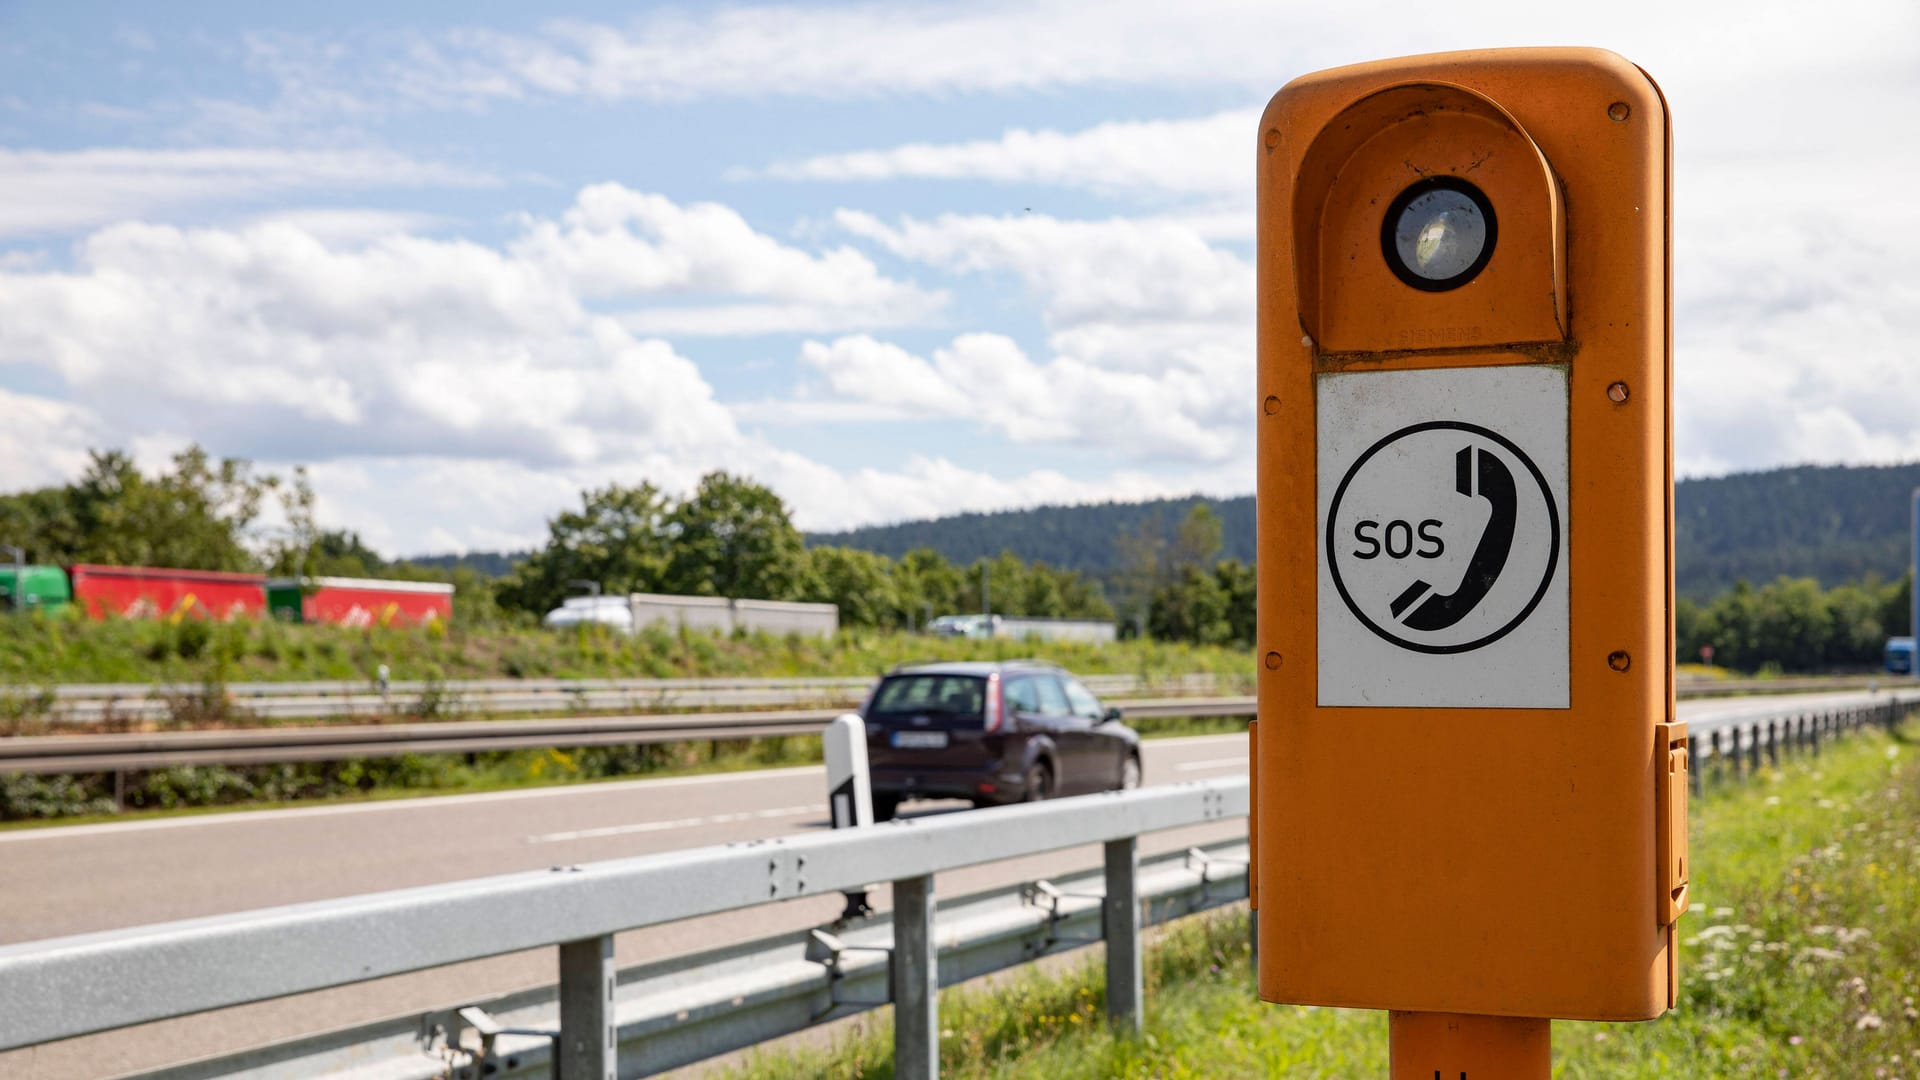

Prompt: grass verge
xmin=0 ymin=612 xmax=1256 ymax=688
xmin=720 ymin=719 xmax=1920 ymax=1078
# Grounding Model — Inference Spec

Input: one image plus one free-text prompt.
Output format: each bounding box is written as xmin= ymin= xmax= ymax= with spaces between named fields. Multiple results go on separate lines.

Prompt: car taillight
xmin=984 ymin=672 xmax=1003 ymax=732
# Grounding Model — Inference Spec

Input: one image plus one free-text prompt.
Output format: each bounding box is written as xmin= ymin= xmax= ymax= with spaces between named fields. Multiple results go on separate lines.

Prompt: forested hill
xmin=812 ymin=496 xmax=1258 ymax=573
xmin=407 ymin=550 xmax=528 ymax=578
xmin=809 ymin=462 xmax=1920 ymax=599
xmin=1675 ymin=462 xmax=1920 ymax=597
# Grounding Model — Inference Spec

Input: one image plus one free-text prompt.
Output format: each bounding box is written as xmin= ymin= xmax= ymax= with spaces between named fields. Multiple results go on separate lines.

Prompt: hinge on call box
xmin=1655 ymin=722 xmax=1689 ymax=926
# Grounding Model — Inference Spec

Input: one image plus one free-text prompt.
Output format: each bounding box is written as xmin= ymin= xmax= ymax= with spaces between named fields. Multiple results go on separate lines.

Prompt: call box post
xmin=1253 ymin=49 xmax=1679 ymax=1076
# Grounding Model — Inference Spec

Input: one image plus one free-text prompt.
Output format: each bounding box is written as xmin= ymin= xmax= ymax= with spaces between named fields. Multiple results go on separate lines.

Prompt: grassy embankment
xmin=0 ymin=611 xmax=1252 ymax=691
xmin=0 ymin=615 xmax=1253 ymax=823
xmin=722 ymin=718 xmax=1920 ymax=1079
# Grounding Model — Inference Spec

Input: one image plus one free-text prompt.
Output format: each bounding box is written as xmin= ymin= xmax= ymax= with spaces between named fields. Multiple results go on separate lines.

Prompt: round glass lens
xmin=1392 ymin=188 xmax=1487 ymax=282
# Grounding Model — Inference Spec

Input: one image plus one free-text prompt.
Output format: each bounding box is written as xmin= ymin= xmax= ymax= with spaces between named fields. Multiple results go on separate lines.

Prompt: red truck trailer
xmin=69 ymin=565 xmax=267 ymax=620
xmin=265 ymin=576 xmax=453 ymax=627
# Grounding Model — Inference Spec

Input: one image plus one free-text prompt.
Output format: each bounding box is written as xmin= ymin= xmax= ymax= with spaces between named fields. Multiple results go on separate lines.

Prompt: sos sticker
xmin=1315 ymin=366 xmax=1570 ymax=709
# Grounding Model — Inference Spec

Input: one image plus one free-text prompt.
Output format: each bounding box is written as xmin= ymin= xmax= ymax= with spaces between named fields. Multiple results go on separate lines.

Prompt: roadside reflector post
xmin=824 ymin=713 xmax=876 ymax=919
xmin=1255 ymin=48 xmax=1678 ymax=1075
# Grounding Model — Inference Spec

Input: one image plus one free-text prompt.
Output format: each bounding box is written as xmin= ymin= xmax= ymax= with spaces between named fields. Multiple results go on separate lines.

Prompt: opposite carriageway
xmin=0 ymin=679 xmax=1895 ymax=776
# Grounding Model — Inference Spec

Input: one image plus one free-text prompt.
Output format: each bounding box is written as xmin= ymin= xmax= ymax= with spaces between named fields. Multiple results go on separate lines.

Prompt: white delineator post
xmin=824 ymin=713 xmax=876 ymax=918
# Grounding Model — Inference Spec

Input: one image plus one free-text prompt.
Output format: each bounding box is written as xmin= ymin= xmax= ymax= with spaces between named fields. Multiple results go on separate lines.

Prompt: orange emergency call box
xmin=1253 ymin=48 xmax=1684 ymax=1022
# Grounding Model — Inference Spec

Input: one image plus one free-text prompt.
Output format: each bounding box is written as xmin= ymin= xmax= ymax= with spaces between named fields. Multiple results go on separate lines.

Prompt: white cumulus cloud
xmin=514 ymin=183 xmax=945 ymax=333
xmin=0 ymin=184 xmax=1232 ymax=549
xmin=758 ymin=109 xmax=1257 ymax=201
xmin=0 ymin=147 xmax=492 ymax=239
xmin=837 ymin=209 xmax=1250 ymax=333
xmin=797 ymin=332 xmax=1245 ymax=464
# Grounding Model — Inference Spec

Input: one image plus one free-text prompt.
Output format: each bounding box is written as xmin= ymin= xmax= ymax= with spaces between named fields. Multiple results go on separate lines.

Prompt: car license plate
xmin=891 ymin=731 xmax=949 ymax=749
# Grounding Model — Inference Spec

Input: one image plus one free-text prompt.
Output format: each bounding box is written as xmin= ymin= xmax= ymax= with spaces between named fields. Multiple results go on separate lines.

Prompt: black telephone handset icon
xmin=1388 ymin=445 xmax=1517 ymax=631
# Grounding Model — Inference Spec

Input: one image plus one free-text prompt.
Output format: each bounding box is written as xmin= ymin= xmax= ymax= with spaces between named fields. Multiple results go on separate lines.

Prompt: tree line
xmin=1126 ymin=504 xmax=1915 ymax=672
xmin=496 ymin=471 xmax=1113 ymax=627
xmin=1677 ymin=574 xmax=1911 ymax=672
xmin=3 ymin=449 xmax=1909 ymax=669
xmin=811 ymin=462 xmax=1920 ymax=601
xmin=812 ymin=494 xmax=1259 ymax=578
xmin=0 ymin=449 xmax=1112 ymax=629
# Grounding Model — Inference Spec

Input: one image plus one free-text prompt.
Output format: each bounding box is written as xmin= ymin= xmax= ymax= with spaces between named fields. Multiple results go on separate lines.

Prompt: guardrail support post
xmin=557 ymin=934 xmax=617 ymax=1080
xmin=892 ymin=874 xmax=938 ymax=1080
xmin=1103 ymin=836 xmax=1143 ymax=1032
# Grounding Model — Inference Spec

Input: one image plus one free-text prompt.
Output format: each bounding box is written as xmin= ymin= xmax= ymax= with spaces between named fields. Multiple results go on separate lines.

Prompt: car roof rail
xmin=887 ymin=658 xmax=946 ymax=673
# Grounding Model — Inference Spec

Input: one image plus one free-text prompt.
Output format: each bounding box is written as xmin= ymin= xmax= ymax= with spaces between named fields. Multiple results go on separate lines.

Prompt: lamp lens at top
xmin=1384 ymin=179 xmax=1495 ymax=290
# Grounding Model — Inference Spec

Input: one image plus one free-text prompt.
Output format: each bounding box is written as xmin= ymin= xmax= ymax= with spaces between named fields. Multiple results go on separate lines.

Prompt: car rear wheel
xmin=1119 ymin=754 xmax=1142 ymax=791
xmin=1022 ymin=763 xmax=1054 ymax=802
xmin=872 ymin=794 xmax=900 ymax=822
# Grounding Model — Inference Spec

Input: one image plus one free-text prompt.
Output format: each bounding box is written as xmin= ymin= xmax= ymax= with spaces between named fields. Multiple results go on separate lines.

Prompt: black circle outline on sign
xmin=1325 ymin=420 xmax=1560 ymax=655
xmin=1380 ymin=176 xmax=1498 ymax=292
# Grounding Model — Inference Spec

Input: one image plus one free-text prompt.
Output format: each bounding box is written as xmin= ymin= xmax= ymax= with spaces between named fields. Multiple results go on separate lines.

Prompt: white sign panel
xmin=1317 ymin=365 xmax=1569 ymax=708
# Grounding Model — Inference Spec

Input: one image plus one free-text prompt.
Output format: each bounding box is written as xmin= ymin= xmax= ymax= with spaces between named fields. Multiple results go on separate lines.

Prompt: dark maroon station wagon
xmin=861 ymin=660 xmax=1143 ymax=820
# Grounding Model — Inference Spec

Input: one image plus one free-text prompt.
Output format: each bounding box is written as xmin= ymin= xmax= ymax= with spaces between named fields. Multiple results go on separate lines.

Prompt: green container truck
xmin=0 ymin=565 xmax=72 ymax=613
xmin=265 ymin=579 xmax=305 ymax=623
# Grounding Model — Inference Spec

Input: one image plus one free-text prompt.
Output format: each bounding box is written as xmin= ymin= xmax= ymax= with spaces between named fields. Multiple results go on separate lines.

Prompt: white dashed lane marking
xmin=1173 ymin=757 xmax=1248 ymax=773
xmin=528 ymin=804 xmax=818 ymax=844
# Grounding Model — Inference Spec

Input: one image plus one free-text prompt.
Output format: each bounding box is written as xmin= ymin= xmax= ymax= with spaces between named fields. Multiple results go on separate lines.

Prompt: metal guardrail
xmin=0 ymin=778 xmax=1248 ymax=1079
xmin=1686 ymin=695 xmax=1913 ymax=794
xmin=8 ymin=672 xmax=1228 ymax=724
xmin=6 ymin=681 xmax=1901 ymax=776
xmin=1674 ymin=673 xmax=1897 ymax=697
xmin=8 ymin=671 xmax=1888 ymax=724
xmin=134 ymin=840 xmax=1252 ymax=1080
xmin=0 ymin=697 xmax=1256 ymax=775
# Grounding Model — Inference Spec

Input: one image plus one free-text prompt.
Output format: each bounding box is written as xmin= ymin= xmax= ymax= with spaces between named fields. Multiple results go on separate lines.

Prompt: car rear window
xmin=869 ymin=674 xmax=986 ymax=721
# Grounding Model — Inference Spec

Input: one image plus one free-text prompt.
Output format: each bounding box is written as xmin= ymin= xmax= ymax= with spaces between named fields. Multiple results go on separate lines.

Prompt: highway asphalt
xmin=0 ymin=689 xmax=1897 ymax=1078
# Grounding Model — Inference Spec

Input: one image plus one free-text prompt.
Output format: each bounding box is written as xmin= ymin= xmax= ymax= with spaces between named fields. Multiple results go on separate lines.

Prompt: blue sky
xmin=1 ymin=1 xmax=1916 ymax=556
